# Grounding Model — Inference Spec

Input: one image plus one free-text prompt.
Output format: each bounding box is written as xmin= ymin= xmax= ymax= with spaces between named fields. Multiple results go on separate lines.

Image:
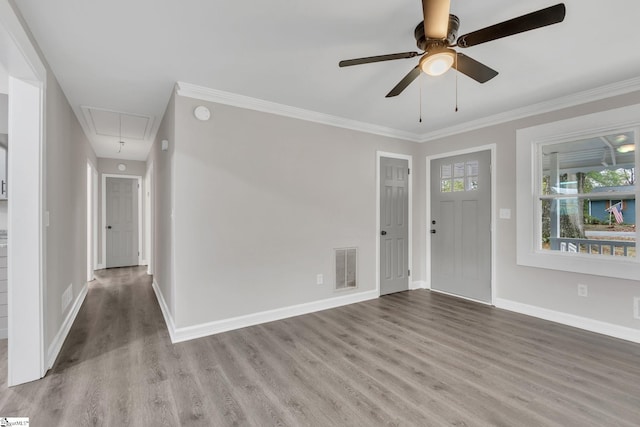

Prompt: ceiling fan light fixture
xmin=420 ymin=48 xmax=456 ymax=76
xmin=617 ymin=143 xmax=635 ymax=154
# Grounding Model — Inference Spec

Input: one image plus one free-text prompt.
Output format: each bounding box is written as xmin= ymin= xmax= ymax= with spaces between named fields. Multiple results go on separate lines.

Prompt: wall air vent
xmin=335 ymin=247 xmax=357 ymax=290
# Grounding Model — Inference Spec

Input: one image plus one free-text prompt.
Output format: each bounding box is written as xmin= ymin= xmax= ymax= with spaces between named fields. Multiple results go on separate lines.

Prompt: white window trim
xmin=516 ymin=103 xmax=640 ymax=280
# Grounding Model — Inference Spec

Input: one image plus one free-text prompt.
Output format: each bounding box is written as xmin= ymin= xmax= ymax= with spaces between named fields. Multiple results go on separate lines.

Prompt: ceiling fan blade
xmin=422 ymin=0 xmax=451 ymax=39
xmin=386 ymin=66 xmax=421 ymax=98
xmin=454 ymin=53 xmax=498 ymax=83
xmin=457 ymin=3 xmax=566 ymax=48
xmin=339 ymin=52 xmax=419 ymax=67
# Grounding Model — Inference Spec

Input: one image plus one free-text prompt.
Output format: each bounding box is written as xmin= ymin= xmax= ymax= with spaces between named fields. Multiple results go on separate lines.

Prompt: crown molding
xmin=176 ymin=77 xmax=640 ymax=145
xmin=417 ymin=76 xmax=640 ymax=142
xmin=175 ymin=82 xmax=422 ymax=142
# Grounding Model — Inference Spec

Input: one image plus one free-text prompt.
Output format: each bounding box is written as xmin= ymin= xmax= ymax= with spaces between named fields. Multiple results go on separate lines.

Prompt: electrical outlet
xmin=316 ymin=274 xmax=324 ymax=285
xmin=634 ymin=297 xmax=640 ymax=320
xmin=577 ymin=284 xmax=588 ymax=297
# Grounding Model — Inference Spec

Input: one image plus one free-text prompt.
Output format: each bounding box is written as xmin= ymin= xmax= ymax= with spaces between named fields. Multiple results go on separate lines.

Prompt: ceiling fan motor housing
xmin=414 ymin=14 xmax=460 ymax=51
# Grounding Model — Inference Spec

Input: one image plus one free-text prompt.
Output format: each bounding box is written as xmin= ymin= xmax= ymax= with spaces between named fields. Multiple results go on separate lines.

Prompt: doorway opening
xmin=145 ymin=163 xmax=153 ymax=275
xmin=1 ymin=0 xmax=48 ymax=385
xmin=86 ymin=161 xmax=98 ymax=281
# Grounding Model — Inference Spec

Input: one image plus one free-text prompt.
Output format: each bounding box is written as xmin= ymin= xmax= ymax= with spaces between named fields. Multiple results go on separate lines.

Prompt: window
xmin=517 ymin=104 xmax=640 ymax=280
xmin=440 ymin=160 xmax=479 ymax=192
xmin=539 ymin=133 xmax=635 ymax=257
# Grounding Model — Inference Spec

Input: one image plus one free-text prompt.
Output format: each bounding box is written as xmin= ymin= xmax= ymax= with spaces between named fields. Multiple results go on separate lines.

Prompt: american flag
xmin=606 ymin=202 xmax=624 ymax=224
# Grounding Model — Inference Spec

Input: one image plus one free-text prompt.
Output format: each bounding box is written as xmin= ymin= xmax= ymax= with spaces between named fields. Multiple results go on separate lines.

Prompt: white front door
xmin=430 ymin=150 xmax=491 ymax=302
xmin=106 ymin=177 xmax=138 ymax=268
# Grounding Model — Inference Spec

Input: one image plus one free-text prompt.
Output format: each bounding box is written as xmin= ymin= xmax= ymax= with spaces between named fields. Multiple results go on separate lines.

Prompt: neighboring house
xmin=589 ymin=186 xmax=636 ymax=223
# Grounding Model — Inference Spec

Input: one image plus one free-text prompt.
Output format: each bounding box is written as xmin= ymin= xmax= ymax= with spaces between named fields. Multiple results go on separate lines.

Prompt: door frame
xmin=426 ymin=144 xmax=497 ymax=305
xmin=145 ymin=163 xmax=154 ymax=275
xmin=376 ymin=151 xmax=413 ymax=296
xmin=101 ymin=174 xmax=143 ymax=268
xmin=1 ymin=0 xmax=48 ymax=385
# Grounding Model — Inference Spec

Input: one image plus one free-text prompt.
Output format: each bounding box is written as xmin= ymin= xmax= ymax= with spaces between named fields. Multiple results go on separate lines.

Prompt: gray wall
xmin=150 ymin=88 xmax=640 ymax=336
xmin=98 ymin=157 xmax=146 ymax=176
xmin=44 ymin=70 xmax=97 ymax=350
xmin=156 ymin=94 xmax=419 ymax=328
xmin=96 ymin=157 xmax=147 ymax=265
xmin=11 ymin=4 xmax=98 ymax=356
xmin=417 ymin=91 xmax=640 ymax=329
xmin=147 ymin=91 xmax=175 ymax=318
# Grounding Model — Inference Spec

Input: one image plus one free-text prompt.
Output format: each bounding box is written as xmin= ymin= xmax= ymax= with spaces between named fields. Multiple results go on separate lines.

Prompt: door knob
xmin=380 ymin=230 xmax=387 ymax=236
xmin=107 ymin=225 xmax=112 ymax=229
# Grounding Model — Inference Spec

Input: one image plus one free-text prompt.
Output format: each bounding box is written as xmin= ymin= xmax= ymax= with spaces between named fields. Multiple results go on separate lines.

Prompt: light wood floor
xmin=1 ymin=266 xmax=639 ymax=426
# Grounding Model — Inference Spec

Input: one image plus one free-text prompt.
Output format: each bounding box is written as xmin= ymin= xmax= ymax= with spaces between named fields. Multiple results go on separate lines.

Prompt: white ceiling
xmin=12 ymin=0 xmax=640 ymax=161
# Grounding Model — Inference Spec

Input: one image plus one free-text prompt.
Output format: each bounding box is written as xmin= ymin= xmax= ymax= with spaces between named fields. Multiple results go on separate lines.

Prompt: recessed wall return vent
xmin=335 ymin=247 xmax=357 ymax=290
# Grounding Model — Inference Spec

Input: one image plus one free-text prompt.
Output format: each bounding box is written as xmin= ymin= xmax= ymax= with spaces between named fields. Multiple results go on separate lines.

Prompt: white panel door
xmin=106 ymin=177 xmax=138 ymax=268
xmin=430 ymin=150 xmax=491 ymax=302
xmin=380 ymin=157 xmax=409 ymax=295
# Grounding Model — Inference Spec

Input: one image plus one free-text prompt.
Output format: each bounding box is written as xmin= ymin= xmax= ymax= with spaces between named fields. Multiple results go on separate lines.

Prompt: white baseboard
xmin=431 ymin=288 xmax=493 ymax=306
xmin=96 ymin=263 xmax=105 ymax=270
xmin=495 ymin=298 xmax=640 ymax=344
xmin=47 ymin=283 xmax=89 ymax=368
xmin=152 ymin=280 xmax=378 ymax=344
xmin=140 ymin=259 xmax=148 ymax=266
xmin=152 ymin=279 xmax=177 ymax=343
xmin=410 ymin=281 xmax=428 ymax=290
xmin=0 ymin=328 xmax=6 ymax=339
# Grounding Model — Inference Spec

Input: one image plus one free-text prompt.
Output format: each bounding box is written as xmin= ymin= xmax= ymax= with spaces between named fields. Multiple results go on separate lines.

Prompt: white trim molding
xmin=432 ymin=288 xmax=493 ymax=306
xmin=176 ymin=77 xmax=640 ymax=146
xmin=496 ymin=298 xmax=640 ymax=344
xmin=176 ymin=82 xmax=421 ymax=143
xmin=152 ymin=279 xmax=176 ymax=342
xmin=153 ymin=278 xmax=378 ymax=344
xmin=418 ymin=76 xmax=640 ymax=142
xmin=516 ymin=103 xmax=640 ymax=280
xmin=410 ymin=281 xmax=429 ymax=290
xmin=47 ymin=283 xmax=89 ymax=369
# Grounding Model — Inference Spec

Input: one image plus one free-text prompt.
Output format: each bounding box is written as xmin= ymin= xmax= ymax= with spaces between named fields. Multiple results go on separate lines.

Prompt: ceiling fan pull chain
xmin=454 ymin=54 xmax=459 ymax=112
xmin=419 ymin=74 xmax=423 ymax=123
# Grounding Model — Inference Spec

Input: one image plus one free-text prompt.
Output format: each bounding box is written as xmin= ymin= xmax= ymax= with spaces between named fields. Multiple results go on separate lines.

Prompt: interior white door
xmin=106 ymin=177 xmax=138 ymax=268
xmin=430 ymin=150 xmax=491 ymax=303
xmin=380 ymin=157 xmax=409 ymax=295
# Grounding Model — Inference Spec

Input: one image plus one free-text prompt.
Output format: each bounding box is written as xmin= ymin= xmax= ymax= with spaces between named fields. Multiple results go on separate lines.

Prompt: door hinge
xmin=408 ymin=269 xmax=411 ymax=276
xmin=408 ymin=168 xmax=410 ymax=175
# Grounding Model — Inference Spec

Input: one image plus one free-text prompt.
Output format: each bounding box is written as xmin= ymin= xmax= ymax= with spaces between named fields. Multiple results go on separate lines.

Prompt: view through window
xmin=539 ymin=131 xmax=636 ymax=257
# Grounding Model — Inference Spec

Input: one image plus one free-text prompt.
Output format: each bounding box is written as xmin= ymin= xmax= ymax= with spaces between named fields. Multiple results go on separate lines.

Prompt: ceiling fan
xmin=339 ymin=1 xmax=566 ymax=98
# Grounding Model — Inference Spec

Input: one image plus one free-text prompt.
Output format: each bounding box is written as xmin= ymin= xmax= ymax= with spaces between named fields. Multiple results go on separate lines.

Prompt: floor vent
xmin=335 ymin=247 xmax=357 ymax=290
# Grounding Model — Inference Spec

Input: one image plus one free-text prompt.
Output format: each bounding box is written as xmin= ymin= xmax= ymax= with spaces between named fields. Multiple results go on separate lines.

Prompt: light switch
xmin=499 ymin=208 xmax=511 ymax=219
